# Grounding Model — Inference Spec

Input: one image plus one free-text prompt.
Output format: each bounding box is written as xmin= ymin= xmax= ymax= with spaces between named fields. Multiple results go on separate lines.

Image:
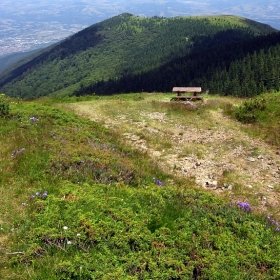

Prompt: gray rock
xmin=205 ymin=180 xmax=218 ymax=188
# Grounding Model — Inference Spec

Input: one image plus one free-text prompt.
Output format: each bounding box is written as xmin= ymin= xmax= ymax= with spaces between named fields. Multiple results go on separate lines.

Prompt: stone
xmin=205 ymin=180 xmax=217 ymax=188
xmin=205 ymin=181 xmax=210 ymax=187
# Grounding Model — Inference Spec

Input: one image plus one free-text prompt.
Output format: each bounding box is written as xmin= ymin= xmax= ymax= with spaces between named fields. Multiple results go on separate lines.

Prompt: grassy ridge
xmin=1 ymin=94 xmax=280 ymax=279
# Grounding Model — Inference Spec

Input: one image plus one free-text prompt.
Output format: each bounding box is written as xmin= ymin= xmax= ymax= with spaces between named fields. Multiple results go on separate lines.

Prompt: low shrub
xmin=235 ymin=97 xmax=266 ymax=123
xmin=0 ymin=94 xmax=10 ymax=117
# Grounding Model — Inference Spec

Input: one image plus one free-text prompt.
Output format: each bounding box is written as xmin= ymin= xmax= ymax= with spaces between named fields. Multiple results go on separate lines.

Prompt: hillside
xmin=0 ymin=13 xmax=277 ymax=99
xmin=75 ymin=31 xmax=280 ymax=97
xmin=1 ymin=93 xmax=280 ymax=279
xmin=0 ymin=49 xmax=43 ymax=74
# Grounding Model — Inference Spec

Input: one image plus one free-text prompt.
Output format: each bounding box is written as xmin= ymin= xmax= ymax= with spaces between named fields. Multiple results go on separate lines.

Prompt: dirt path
xmin=63 ymin=97 xmax=280 ymax=214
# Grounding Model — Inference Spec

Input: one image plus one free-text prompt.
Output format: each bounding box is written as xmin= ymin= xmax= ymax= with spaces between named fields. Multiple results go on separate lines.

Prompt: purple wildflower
xmin=22 ymin=202 xmax=27 ymax=206
xmin=153 ymin=177 xmax=164 ymax=186
xmin=29 ymin=117 xmax=38 ymax=121
xmin=236 ymin=201 xmax=252 ymax=212
xmin=10 ymin=148 xmax=25 ymax=158
xmin=42 ymin=191 xmax=48 ymax=197
xmin=30 ymin=195 xmax=35 ymax=199
xmin=266 ymin=215 xmax=280 ymax=231
xmin=35 ymin=192 xmax=40 ymax=196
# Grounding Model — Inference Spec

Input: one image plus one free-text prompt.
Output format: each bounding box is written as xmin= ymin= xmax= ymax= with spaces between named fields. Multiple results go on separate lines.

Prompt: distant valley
xmin=0 ymin=20 xmax=82 ymax=57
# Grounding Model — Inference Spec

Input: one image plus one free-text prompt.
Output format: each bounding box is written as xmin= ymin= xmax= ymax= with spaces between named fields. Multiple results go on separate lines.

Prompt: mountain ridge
xmin=1 ymin=0 xmax=280 ymax=58
xmin=0 ymin=13 xmax=278 ymax=99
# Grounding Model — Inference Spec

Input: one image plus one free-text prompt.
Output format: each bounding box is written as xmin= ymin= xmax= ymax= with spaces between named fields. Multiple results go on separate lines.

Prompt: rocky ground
xmin=66 ymin=97 xmax=280 ymax=215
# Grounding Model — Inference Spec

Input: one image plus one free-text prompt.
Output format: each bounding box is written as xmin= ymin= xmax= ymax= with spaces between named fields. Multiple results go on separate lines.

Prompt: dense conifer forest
xmin=74 ymin=31 xmax=280 ymax=97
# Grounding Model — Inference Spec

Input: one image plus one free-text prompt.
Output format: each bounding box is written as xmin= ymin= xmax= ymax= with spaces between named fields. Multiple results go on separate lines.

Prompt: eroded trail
xmin=62 ymin=97 xmax=280 ymax=214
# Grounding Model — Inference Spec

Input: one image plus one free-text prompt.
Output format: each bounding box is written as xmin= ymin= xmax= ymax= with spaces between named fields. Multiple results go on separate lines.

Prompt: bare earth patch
xmin=63 ymin=96 xmax=280 ymax=215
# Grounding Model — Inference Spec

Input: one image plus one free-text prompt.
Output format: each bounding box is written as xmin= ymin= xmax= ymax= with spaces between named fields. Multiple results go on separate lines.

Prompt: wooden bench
xmin=171 ymin=87 xmax=202 ymax=101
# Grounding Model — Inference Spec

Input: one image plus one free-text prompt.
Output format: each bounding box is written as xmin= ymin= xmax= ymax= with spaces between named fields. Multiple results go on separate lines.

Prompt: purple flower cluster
xmin=29 ymin=117 xmax=38 ymax=121
xmin=22 ymin=191 xmax=48 ymax=207
xmin=10 ymin=148 xmax=25 ymax=158
xmin=267 ymin=216 xmax=280 ymax=231
xmin=153 ymin=177 xmax=164 ymax=186
xmin=237 ymin=201 xmax=252 ymax=212
xmin=30 ymin=190 xmax=48 ymax=199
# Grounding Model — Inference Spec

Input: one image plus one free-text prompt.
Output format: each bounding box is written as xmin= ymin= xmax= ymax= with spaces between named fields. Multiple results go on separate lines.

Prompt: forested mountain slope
xmin=0 ymin=49 xmax=42 ymax=74
xmin=79 ymin=31 xmax=280 ymax=97
xmin=0 ymin=13 xmax=277 ymax=99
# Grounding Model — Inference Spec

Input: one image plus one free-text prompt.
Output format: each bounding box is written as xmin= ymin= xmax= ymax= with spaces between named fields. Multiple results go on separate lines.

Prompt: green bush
xmin=233 ymin=92 xmax=280 ymax=145
xmin=0 ymin=97 xmax=10 ymax=117
xmin=235 ymin=97 xmax=266 ymax=123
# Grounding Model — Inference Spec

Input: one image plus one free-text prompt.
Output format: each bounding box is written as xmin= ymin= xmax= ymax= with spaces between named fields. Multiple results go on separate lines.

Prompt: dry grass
xmin=60 ymin=92 xmax=280 ymax=216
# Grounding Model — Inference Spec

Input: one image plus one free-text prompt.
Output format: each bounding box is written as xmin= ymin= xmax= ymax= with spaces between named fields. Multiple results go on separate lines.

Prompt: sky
xmin=1 ymin=0 xmax=280 ymax=27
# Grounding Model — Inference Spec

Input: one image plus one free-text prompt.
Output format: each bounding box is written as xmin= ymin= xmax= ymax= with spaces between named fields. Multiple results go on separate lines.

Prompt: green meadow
xmin=1 ymin=92 xmax=280 ymax=279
